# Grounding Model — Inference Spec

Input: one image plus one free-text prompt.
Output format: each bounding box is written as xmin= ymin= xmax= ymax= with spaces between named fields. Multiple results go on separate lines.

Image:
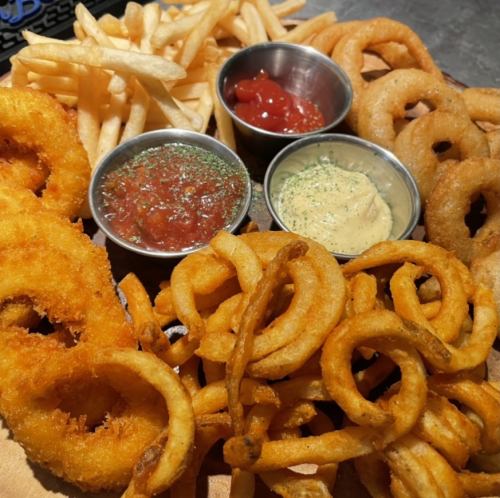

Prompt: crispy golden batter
xmin=0 ymin=87 xmax=90 ymax=218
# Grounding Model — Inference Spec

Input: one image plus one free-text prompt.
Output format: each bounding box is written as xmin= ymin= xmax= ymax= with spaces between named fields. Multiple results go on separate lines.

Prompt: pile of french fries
xmin=7 ymin=0 xmax=336 ymax=168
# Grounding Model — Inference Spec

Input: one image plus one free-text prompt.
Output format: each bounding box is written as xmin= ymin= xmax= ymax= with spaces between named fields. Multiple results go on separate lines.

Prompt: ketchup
xmin=99 ymin=144 xmax=247 ymax=252
xmin=233 ymin=70 xmax=325 ymax=134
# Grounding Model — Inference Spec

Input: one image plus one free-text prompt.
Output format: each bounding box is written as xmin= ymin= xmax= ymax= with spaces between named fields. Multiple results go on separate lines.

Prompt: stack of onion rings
xmin=331 ymin=17 xmax=442 ymax=129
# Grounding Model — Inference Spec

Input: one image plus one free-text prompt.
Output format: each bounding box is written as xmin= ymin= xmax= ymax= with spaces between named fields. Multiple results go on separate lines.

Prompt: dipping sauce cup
xmin=264 ymin=134 xmax=421 ymax=260
xmin=217 ymin=42 xmax=352 ymax=154
xmin=89 ymin=129 xmax=252 ymax=258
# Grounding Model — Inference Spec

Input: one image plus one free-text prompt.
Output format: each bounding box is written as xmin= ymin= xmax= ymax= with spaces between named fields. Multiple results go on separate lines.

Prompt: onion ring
xmin=342 ymin=240 xmax=470 ymax=342
xmin=320 ymin=310 xmax=428 ymax=430
xmin=0 ymin=146 xmax=49 ymax=193
xmin=425 ymin=157 xmax=500 ymax=264
xmin=1 ymin=344 xmax=194 ymax=494
xmin=332 ymin=17 xmax=442 ymax=129
xmin=384 ymin=434 xmax=464 ymax=498
xmin=0 ymin=207 xmax=134 ymax=348
xmin=412 ymin=391 xmax=481 ymax=469
xmin=429 ymin=375 xmax=500 ymax=454
xmin=393 ymin=110 xmax=490 ymax=202
xmin=357 ymin=68 xmax=468 ymax=150
xmin=0 ymin=87 xmax=90 ymax=218
xmin=462 ymin=87 xmax=500 ymax=125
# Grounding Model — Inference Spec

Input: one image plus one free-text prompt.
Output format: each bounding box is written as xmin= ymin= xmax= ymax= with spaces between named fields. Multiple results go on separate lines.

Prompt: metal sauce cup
xmin=264 ymin=134 xmax=421 ymax=260
xmin=217 ymin=42 xmax=352 ymax=156
xmin=89 ymin=129 xmax=252 ymax=259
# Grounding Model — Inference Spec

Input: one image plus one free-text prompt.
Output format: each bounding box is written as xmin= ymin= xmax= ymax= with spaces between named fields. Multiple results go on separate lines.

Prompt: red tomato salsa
xmin=233 ymin=70 xmax=325 ymax=134
xmin=100 ymin=143 xmax=247 ymax=252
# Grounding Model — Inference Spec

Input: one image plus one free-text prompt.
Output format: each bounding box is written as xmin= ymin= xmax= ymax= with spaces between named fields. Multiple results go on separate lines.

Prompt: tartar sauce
xmin=276 ymin=161 xmax=393 ymax=254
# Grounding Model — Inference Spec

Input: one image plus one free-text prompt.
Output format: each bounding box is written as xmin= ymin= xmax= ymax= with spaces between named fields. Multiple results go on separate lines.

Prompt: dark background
xmin=2 ymin=1 xmax=499 ymax=87
xmin=298 ymin=0 xmax=500 ymax=88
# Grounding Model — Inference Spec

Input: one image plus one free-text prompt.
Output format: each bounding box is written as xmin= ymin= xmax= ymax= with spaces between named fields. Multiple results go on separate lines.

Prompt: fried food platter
xmin=1 ymin=1 xmax=500 ymax=498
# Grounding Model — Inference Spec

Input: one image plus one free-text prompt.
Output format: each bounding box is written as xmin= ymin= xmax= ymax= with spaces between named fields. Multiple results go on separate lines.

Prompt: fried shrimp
xmin=0 ymin=87 xmax=90 ymax=218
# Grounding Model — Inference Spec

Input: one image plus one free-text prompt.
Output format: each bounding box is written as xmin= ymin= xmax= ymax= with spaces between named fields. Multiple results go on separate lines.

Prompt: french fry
xmin=52 ymin=95 xmax=78 ymax=107
xmin=174 ymin=97 xmax=204 ymax=131
xmin=77 ymin=64 xmax=102 ymax=167
xmin=96 ymin=91 xmax=127 ymax=163
xmin=177 ymin=66 xmax=209 ymax=85
xmin=160 ymin=9 xmax=175 ymax=23
xmin=177 ymin=0 xmax=231 ymax=69
xmin=106 ymin=37 xmax=133 ymax=50
xmin=164 ymin=5 xmax=182 ymax=20
xmin=254 ymin=0 xmax=287 ymax=40
xmin=183 ymin=0 xmax=211 ymax=14
xmin=161 ymin=0 xmax=201 ymax=4
xmin=76 ymin=3 xmax=115 ymax=48
xmin=272 ymin=0 xmax=307 ymax=18
xmin=197 ymin=87 xmax=214 ymax=134
xmin=22 ymin=30 xmax=77 ymax=45
xmin=120 ymin=79 xmax=150 ymax=144
xmin=14 ymin=57 xmax=79 ymax=77
xmin=75 ymin=4 xmax=129 ymax=94
xmin=18 ymin=44 xmax=186 ymax=83
xmin=241 ymin=2 xmax=268 ymax=45
xmin=188 ymin=39 xmax=221 ymax=68
xmin=28 ymin=73 xmax=78 ymax=95
xmin=9 ymin=59 xmax=29 ymax=87
xmin=73 ymin=20 xmax=86 ymax=41
xmin=302 ymin=32 xmax=317 ymax=45
xmin=120 ymin=273 xmax=163 ymax=338
xmin=171 ymin=81 xmax=210 ymax=100
xmin=98 ymin=14 xmax=129 ymax=38
xmin=160 ymin=44 xmax=180 ymax=61
xmin=278 ymin=11 xmax=337 ymax=43
xmin=124 ymin=2 xmax=144 ymax=42
xmin=10 ymin=0 xmax=331 ymax=179
xmin=140 ymin=77 xmax=194 ymax=130
xmin=140 ymin=2 xmax=162 ymax=54
xmin=152 ymin=9 xmax=208 ymax=48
